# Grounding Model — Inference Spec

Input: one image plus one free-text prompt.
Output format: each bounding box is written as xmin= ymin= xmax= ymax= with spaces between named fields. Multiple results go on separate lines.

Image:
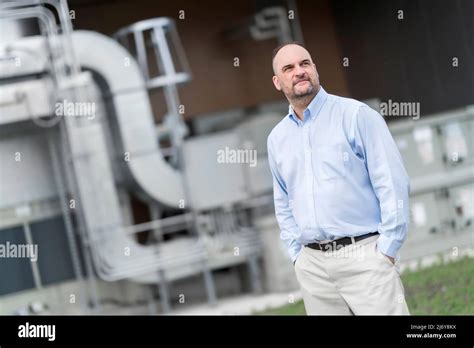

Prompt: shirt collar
xmin=288 ymin=86 xmax=328 ymax=126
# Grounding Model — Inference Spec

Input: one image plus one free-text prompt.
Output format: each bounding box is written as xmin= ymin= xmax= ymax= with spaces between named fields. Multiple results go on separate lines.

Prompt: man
xmin=267 ymin=42 xmax=410 ymax=315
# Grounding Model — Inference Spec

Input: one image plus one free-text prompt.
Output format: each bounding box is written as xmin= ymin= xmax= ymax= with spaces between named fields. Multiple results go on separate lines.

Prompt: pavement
xmin=171 ymin=291 xmax=303 ymax=315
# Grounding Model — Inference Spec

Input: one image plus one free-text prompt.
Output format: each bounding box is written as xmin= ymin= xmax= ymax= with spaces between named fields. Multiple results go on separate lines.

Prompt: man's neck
xmin=290 ymin=86 xmax=321 ymax=121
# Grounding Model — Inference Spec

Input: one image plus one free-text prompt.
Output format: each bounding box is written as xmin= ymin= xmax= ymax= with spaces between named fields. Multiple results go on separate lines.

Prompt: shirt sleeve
xmin=267 ymin=135 xmax=303 ymax=262
xmin=352 ymin=105 xmax=411 ymax=258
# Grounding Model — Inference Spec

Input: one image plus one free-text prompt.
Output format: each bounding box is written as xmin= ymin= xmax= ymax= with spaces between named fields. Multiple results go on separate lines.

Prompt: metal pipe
xmin=23 ymin=221 xmax=42 ymax=289
xmin=58 ymin=120 xmax=101 ymax=313
xmin=47 ymin=132 xmax=87 ymax=311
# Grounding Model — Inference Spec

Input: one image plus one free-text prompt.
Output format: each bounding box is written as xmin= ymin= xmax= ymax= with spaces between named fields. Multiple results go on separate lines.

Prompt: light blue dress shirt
xmin=267 ymin=86 xmax=410 ymax=262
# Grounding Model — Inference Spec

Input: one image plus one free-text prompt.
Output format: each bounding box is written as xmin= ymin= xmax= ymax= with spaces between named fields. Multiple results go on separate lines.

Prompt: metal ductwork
xmin=71 ymin=31 xmax=185 ymax=209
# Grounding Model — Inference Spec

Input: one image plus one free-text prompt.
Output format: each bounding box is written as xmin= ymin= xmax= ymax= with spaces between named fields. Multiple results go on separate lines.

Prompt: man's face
xmin=272 ymin=45 xmax=320 ymax=101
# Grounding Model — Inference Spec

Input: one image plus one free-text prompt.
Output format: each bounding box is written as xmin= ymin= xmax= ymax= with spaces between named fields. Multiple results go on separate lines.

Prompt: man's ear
xmin=272 ymin=75 xmax=282 ymax=91
xmin=313 ymin=63 xmax=319 ymax=80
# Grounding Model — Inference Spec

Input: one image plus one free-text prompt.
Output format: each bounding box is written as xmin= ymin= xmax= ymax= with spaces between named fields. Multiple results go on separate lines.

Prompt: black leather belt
xmin=306 ymin=232 xmax=379 ymax=252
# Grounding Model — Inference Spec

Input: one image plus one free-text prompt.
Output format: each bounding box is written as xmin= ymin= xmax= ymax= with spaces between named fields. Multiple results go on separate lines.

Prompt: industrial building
xmin=0 ymin=0 xmax=472 ymax=315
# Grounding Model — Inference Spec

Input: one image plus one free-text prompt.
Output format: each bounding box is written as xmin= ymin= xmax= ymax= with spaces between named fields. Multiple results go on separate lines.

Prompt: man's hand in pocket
xmin=383 ymin=253 xmax=395 ymax=265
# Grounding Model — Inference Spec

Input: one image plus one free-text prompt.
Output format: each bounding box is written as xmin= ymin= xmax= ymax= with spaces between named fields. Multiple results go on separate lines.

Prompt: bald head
xmin=271 ymin=43 xmax=320 ymax=102
xmin=272 ymin=42 xmax=310 ymax=74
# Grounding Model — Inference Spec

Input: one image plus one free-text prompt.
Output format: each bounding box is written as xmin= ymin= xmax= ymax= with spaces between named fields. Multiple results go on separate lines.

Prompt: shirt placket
xmin=303 ymin=116 xmax=317 ymax=228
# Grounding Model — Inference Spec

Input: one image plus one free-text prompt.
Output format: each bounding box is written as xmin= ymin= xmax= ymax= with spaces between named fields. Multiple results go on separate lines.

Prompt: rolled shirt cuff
xmin=376 ymin=233 xmax=403 ymax=259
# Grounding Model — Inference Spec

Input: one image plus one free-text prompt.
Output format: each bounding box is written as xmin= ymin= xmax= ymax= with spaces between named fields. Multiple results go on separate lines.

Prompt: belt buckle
xmin=319 ymin=242 xmax=333 ymax=252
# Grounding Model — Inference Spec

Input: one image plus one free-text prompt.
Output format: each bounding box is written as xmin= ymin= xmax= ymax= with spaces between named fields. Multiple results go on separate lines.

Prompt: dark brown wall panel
xmin=70 ymin=0 xmax=349 ymax=119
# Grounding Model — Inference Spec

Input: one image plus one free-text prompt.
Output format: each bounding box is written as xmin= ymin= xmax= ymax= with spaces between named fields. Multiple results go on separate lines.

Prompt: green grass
xmin=256 ymin=256 xmax=474 ymax=315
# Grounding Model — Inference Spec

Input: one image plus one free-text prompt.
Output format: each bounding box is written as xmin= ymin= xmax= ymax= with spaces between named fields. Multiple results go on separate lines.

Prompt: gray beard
xmin=290 ymin=85 xmax=316 ymax=101
xmin=292 ymin=83 xmax=315 ymax=98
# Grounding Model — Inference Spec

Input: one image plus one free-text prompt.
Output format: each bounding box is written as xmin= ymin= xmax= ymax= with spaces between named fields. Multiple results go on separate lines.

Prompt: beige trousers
xmin=294 ymin=235 xmax=410 ymax=315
